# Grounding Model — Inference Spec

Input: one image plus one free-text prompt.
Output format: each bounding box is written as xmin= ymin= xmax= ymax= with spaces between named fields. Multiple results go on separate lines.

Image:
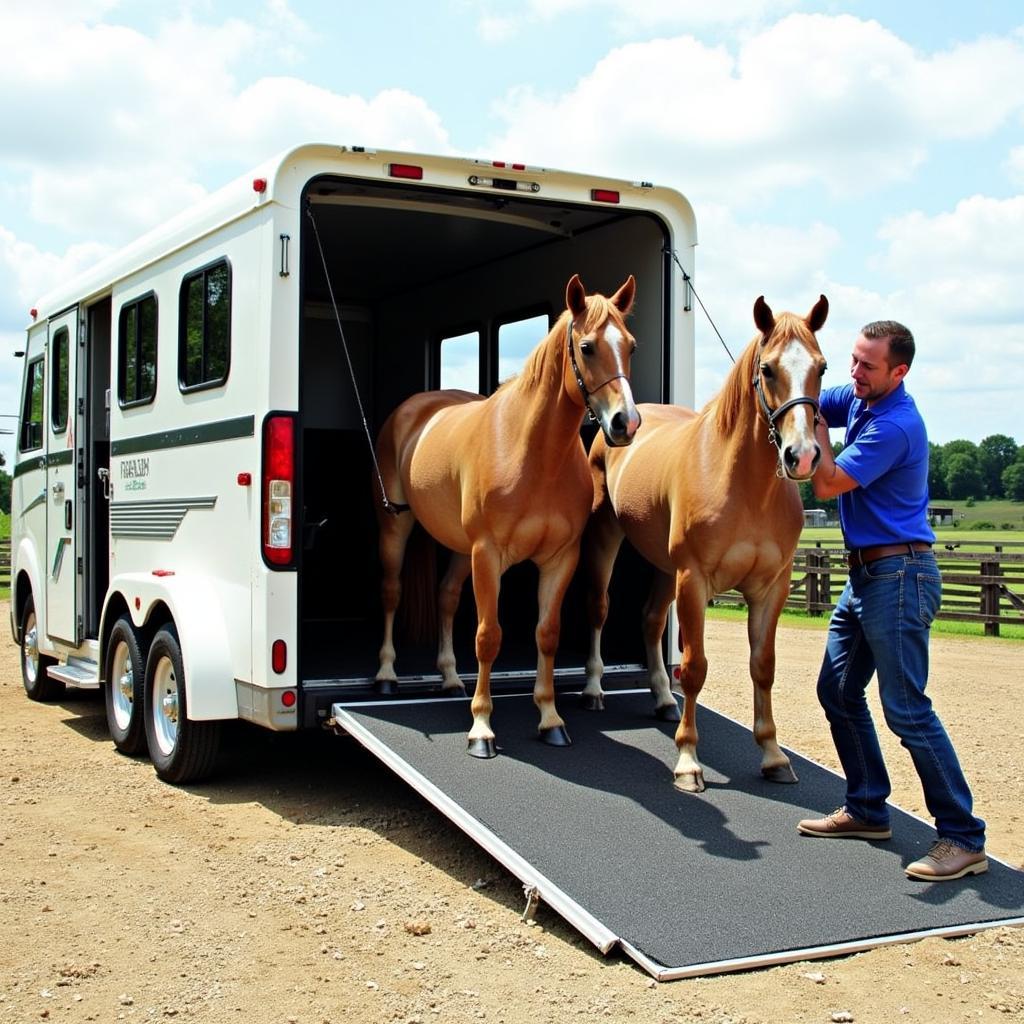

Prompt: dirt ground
xmin=1 ymin=601 xmax=1022 ymax=1024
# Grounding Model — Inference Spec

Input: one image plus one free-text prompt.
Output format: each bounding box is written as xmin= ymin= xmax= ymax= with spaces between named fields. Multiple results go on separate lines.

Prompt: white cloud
xmin=485 ymin=15 xmax=1024 ymax=206
xmin=1005 ymin=146 xmax=1024 ymax=187
xmin=0 ymin=6 xmax=452 ymax=243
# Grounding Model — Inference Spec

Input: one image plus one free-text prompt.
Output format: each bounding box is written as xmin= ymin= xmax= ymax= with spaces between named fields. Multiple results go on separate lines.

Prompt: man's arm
xmin=813 ymin=419 xmax=860 ymax=499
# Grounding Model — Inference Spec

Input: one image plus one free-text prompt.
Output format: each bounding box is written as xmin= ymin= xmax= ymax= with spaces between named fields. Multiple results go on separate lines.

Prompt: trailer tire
xmin=20 ymin=594 xmax=63 ymax=702
xmin=105 ymin=615 xmax=147 ymax=756
xmin=144 ymin=624 xmax=221 ymax=784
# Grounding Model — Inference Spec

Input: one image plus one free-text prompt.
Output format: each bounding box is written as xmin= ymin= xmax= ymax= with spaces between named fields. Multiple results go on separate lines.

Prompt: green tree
xmin=0 ymin=468 xmax=9 ymax=515
xmin=1003 ymin=460 xmax=1024 ymax=502
xmin=945 ymin=451 xmax=985 ymax=499
xmin=979 ymin=434 xmax=1018 ymax=499
xmin=928 ymin=441 xmax=947 ymax=498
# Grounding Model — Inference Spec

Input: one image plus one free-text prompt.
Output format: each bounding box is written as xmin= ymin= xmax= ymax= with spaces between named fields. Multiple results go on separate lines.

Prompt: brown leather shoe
xmin=797 ymin=806 xmax=892 ymax=840
xmin=906 ymin=840 xmax=988 ymax=881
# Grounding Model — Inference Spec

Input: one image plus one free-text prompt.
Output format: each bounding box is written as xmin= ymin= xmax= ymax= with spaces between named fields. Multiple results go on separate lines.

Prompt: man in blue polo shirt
xmin=796 ymin=320 xmax=987 ymax=881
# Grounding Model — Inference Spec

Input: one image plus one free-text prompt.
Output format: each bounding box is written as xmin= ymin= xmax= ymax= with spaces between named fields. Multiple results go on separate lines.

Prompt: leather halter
xmin=751 ymin=356 xmax=820 ymax=451
xmin=567 ymin=319 xmax=632 ymax=425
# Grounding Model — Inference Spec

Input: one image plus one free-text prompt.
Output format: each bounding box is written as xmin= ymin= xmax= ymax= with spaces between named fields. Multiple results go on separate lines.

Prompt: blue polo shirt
xmin=820 ymin=382 xmax=935 ymax=549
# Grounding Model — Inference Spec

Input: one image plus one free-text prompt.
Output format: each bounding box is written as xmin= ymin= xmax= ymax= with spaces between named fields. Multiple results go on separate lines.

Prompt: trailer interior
xmin=297 ymin=173 xmax=675 ymax=722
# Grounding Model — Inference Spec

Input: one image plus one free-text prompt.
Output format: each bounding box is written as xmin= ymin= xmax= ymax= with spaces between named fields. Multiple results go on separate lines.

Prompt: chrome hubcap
xmin=23 ymin=615 xmax=39 ymax=684
xmin=111 ymin=643 xmax=134 ymax=730
xmin=151 ymin=656 xmax=179 ymax=756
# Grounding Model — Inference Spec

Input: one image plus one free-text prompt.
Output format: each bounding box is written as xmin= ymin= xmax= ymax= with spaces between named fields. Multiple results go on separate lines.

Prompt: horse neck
xmin=708 ymin=342 xmax=786 ymax=489
xmin=503 ymin=322 xmax=584 ymax=465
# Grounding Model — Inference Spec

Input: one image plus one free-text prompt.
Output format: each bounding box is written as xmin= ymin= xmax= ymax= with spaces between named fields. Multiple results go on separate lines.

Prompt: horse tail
xmin=397 ymin=523 xmax=438 ymax=646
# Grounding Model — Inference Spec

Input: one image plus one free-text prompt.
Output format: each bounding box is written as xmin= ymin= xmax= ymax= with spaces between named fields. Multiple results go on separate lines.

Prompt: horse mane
xmin=709 ymin=311 xmax=808 ymax=435
xmin=506 ymin=295 xmax=620 ymax=394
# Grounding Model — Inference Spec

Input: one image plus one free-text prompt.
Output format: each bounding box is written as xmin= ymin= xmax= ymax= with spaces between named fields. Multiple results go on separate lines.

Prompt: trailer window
xmin=498 ymin=313 xmax=549 ymax=384
xmin=19 ymin=356 xmax=45 ymax=453
xmin=439 ymin=330 xmax=480 ymax=392
xmin=50 ymin=327 xmax=69 ymax=432
xmin=179 ymin=259 xmax=231 ymax=392
xmin=118 ymin=293 xmax=157 ymax=407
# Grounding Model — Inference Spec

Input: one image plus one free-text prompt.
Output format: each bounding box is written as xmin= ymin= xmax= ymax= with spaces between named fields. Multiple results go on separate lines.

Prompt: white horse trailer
xmin=10 ymin=143 xmax=696 ymax=784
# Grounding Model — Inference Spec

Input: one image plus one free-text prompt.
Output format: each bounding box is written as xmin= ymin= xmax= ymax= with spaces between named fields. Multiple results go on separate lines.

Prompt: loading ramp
xmin=330 ymin=687 xmax=1024 ymax=979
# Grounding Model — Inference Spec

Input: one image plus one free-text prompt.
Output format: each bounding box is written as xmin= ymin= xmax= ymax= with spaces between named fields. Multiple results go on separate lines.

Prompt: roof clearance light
xmin=253 ymin=178 xmax=268 ymax=193
xmin=591 ymin=189 xmax=620 ymax=204
xmin=389 ymin=163 xmax=423 ymax=180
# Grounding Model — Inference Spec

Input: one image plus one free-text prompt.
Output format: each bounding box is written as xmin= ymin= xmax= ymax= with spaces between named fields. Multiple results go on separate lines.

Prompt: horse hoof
xmin=762 ymin=764 xmax=799 ymax=784
xmin=467 ymin=738 xmax=497 ymax=759
xmin=673 ymin=774 xmax=705 ymax=794
xmin=374 ymin=678 xmax=399 ymax=697
xmin=579 ymin=693 xmax=604 ymax=711
xmin=539 ymin=725 xmax=572 ymax=747
xmin=655 ymin=702 xmax=682 ymax=723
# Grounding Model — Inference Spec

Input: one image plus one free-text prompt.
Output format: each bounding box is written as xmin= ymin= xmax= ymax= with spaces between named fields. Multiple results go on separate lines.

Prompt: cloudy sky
xmin=2 ymin=0 xmax=1023 ymax=468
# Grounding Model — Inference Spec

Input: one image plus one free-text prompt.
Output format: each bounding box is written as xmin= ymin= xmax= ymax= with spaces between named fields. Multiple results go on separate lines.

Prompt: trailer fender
xmin=104 ymin=574 xmax=240 ymax=722
xmin=12 ymin=539 xmax=46 ymax=650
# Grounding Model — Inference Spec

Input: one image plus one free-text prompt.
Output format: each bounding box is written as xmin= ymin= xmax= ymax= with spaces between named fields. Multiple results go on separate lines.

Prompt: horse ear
xmin=753 ymin=296 xmax=774 ymax=337
xmin=610 ymin=275 xmax=636 ymax=317
xmin=806 ymin=294 xmax=829 ymax=333
xmin=566 ymin=274 xmax=587 ymax=318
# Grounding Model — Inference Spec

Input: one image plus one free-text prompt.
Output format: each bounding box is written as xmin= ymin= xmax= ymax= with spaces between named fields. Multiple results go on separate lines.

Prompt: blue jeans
xmin=816 ymin=550 xmax=985 ymax=852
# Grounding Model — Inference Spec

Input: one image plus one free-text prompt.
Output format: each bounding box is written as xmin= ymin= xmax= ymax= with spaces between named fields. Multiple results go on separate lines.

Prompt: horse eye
xmin=761 ymin=364 xmax=774 ymax=380
xmin=580 ymin=341 xmax=595 ymax=356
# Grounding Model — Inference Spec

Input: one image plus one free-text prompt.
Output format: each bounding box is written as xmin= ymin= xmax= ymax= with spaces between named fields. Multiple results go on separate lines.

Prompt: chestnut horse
xmin=582 ymin=295 xmax=829 ymax=791
xmin=374 ymin=274 xmax=641 ymax=758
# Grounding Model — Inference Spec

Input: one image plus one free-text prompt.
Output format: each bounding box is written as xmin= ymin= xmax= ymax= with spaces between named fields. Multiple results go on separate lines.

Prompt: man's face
xmin=850 ymin=333 xmax=906 ymax=405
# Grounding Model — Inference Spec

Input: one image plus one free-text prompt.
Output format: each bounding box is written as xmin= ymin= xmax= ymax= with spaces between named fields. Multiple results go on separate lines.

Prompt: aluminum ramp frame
xmin=330 ymin=689 xmax=1024 ymax=980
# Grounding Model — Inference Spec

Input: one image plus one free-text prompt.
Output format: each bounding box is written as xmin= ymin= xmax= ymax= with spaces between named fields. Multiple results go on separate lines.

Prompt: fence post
xmin=980 ymin=549 xmax=1001 ymax=638
xmin=806 ymin=547 xmax=819 ymax=614
xmin=820 ymin=544 xmax=833 ymax=611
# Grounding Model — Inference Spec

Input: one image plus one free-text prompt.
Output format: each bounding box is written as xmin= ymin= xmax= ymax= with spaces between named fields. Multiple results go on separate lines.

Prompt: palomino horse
xmin=582 ymin=295 xmax=829 ymax=791
xmin=374 ymin=274 xmax=641 ymax=758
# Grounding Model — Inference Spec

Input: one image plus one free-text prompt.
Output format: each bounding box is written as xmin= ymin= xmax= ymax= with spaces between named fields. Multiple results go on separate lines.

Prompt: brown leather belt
xmin=846 ymin=542 xmax=932 ymax=569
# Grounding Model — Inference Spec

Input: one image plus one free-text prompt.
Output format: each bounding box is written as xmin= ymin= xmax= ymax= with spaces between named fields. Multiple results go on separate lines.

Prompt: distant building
xmin=928 ymin=505 xmax=955 ymax=525
xmin=803 ymin=509 xmax=828 ymax=527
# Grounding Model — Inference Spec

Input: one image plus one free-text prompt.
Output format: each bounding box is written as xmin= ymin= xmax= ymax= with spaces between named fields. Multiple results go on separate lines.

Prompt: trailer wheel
xmin=20 ymin=594 xmax=63 ymax=702
xmin=105 ymin=615 xmax=147 ymax=755
xmin=144 ymin=624 xmax=221 ymax=784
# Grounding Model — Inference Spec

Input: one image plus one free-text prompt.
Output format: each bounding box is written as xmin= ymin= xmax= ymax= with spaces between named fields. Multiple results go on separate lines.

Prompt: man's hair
xmin=862 ymin=319 xmax=915 ymax=369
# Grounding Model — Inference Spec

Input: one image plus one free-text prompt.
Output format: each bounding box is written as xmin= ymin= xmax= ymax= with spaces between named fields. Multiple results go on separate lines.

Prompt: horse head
xmin=565 ymin=274 xmax=642 ymax=447
xmin=751 ymin=294 xmax=829 ymax=480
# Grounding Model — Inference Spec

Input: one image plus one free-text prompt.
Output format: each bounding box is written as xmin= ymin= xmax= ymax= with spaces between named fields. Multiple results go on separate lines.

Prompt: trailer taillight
xmin=591 ymin=189 xmax=620 ymax=204
xmin=262 ymin=415 xmax=295 ymax=566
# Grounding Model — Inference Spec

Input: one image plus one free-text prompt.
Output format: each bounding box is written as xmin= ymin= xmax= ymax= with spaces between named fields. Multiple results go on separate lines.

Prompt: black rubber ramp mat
xmin=332 ymin=690 xmax=1024 ymax=979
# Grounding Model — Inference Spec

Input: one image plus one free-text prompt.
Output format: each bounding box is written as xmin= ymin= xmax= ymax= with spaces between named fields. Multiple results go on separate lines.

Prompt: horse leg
xmin=374 ymin=510 xmax=416 ymax=694
xmin=467 ymin=544 xmax=503 ymax=759
xmin=672 ymin=576 xmax=710 ymax=793
xmin=437 ymin=552 xmax=470 ymax=695
xmin=746 ymin=588 xmax=798 ymax=784
xmin=642 ymin=570 xmax=681 ymax=722
xmin=533 ymin=548 xmax=578 ymax=746
xmin=581 ymin=503 xmax=625 ymax=711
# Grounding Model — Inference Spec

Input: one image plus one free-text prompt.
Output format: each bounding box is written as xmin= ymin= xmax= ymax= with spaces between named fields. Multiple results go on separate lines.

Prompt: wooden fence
xmin=0 ymin=539 xmax=8 ymax=593
xmin=712 ymin=541 xmax=1024 ymax=637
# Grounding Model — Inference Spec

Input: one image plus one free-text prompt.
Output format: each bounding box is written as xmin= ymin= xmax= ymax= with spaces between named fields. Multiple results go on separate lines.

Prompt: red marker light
xmin=237 ymin=472 xmax=252 ymax=486
xmin=253 ymin=177 xmax=267 ymax=193
xmin=388 ymin=163 xmax=423 ymax=180
xmin=272 ymin=640 xmax=287 ymax=674
xmin=591 ymin=189 xmax=620 ymax=204
xmin=281 ymin=689 xmax=296 ymax=708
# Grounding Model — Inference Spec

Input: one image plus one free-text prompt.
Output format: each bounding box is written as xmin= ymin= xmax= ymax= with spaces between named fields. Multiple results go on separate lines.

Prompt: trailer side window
xmin=118 ymin=293 xmax=158 ymax=407
xmin=179 ymin=258 xmax=231 ymax=392
xmin=19 ymin=356 xmax=45 ymax=453
xmin=439 ymin=330 xmax=480 ymax=392
xmin=498 ymin=313 xmax=550 ymax=384
xmin=50 ymin=327 xmax=69 ymax=432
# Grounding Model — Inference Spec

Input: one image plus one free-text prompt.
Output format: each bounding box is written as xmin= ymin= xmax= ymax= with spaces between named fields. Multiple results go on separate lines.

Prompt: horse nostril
xmin=611 ymin=411 xmax=626 ymax=435
xmin=784 ymin=446 xmax=799 ymax=470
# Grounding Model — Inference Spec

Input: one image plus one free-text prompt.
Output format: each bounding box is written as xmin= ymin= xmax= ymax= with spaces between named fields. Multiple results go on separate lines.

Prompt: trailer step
xmin=330 ymin=690 xmax=1024 ymax=980
xmin=47 ymin=658 xmax=100 ymax=689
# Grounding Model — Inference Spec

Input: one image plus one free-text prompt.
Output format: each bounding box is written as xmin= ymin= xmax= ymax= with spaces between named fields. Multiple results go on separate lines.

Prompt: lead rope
xmin=305 ymin=204 xmax=409 ymax=514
